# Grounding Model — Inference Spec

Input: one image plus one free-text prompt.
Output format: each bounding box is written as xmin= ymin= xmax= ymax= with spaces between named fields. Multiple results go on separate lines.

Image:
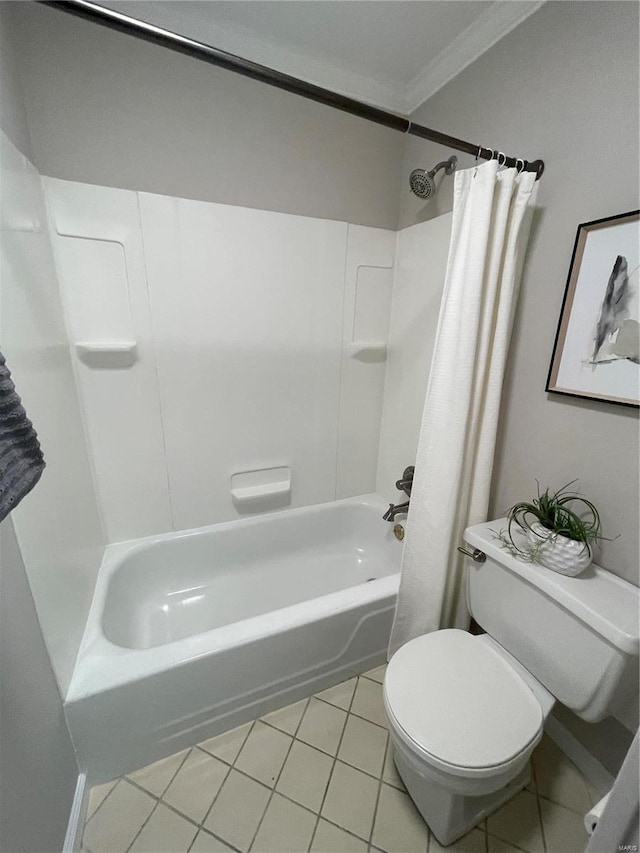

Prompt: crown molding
xmin=97 ymin=1 xmax=406 ymax=113
xmin=198 ymin=14 xmax=406 ymax=113
xmin=96 ymin=1 xmax=546 ymax=117
xmin=404 ymin=1 xmax=546 ymax=114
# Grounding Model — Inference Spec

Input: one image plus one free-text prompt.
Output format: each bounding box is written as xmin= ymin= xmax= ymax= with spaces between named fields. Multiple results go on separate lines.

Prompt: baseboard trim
xmin=546 ymin=716 xmax=615 ymax=797
xmin=62 ymin=773 xmax=87 ymax=853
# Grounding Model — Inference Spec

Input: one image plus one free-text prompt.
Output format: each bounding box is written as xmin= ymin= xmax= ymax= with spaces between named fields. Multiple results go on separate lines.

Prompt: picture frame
xmin=546 ymin=210 xmax=640 ymax=408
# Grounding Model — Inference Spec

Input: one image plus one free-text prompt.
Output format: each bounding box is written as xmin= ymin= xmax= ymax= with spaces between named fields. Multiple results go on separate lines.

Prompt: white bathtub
xmin=66 ymin=494 xmax=401 ymax=783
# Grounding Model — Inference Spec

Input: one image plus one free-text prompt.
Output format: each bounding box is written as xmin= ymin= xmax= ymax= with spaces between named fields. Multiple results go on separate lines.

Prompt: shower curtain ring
xmin=497 ymin=151 xmax=507 ymax=167
xmin=515 ymin=158 xmax=525 ymax=173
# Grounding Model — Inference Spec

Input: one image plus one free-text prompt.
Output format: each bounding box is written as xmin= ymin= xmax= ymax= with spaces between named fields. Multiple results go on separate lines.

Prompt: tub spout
xmin=383 ymin=501 xmax=409 ymax=522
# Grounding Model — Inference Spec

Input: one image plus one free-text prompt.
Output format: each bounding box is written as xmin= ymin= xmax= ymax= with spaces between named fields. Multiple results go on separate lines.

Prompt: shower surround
xmin=39 ymin=176 xmax=451 ymax=780
xmin=44 ymin=178 xmax=397 ymax=542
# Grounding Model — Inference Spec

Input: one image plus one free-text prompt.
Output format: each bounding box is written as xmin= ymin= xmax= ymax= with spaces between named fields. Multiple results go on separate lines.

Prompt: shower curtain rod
xmin=40 ymin=0 xmax=545 ymax=179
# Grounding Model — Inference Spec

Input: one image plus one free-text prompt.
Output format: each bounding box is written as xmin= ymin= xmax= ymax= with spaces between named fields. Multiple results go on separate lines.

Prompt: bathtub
xmin=65 ymin=494 xmax=401 ymax=783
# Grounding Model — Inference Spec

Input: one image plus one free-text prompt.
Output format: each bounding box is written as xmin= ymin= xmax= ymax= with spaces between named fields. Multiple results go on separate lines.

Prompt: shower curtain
xmin=389 ymin=160 xmax=538 ymax=657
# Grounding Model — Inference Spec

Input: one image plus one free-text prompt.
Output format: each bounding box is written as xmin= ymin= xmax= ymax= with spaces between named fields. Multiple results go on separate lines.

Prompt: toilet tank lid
xmin=464 ymin=520 xmax=639 ymax=655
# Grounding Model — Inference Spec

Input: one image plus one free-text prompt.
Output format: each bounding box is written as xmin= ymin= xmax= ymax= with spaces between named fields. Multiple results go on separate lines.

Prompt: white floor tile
xmin=162 ymin=749 xmax=229 ymax=823
xmin=199 ymin=722 xmax=253 ymax=765
xmin=235 ymin=721 xmax=293 ymax=787
xmin=533 ymin=735 xmax=593 ymax=814
xmin=251 ymin=793 xmax=317 ymax=852
xmin=127 ymin=750 xmax=188 ymax=797
xmin=190 ymin=830 xmax=235 ymax=853
xmin=86 ymin=780 xmax=118 ymax=820
xmin=321 ymin=760 xmax=379 ymax=840
xmin=382 ymin=745 xmax=405 ymax=791
xmin=338 ymin=714 xmax=387 ymax=778
xmin=350 ymin=678 xmax=387 ymax=727
xmin=311 ymin=820 xmax=369 ymax=853
xmin=539 ymin=798 xmax=589 ymax=853
xmin=430 ymin=828 xmax=486 ymax=852
xmin=315 ymin=678 xmax=357 ymax=711
xmin=129 ymin=802 xmax=197 ymax=853
xmin=371 ymin=783 xmax=429 ymax=853
xmin=204 ymin=769 xmax=270 ymax=852
xmin=297 ymin=697 xmax=348 ymax=756
xmin=487 ymin=790 xmax=544 ymax=853
xmin=276 ymin=740 xmax=333 ymax=812
xmin=261 ymin=700 xmax=308 ymax=735
xmin=362 ymin=665 xmax=386 ymax=684
xmin=487 ymin=836 xmax=522 ymax=853
xmin=83 ymin=780 xmax=155 ymax=853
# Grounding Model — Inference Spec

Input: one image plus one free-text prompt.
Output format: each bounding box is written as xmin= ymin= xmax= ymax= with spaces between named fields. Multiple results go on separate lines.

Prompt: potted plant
xmin=495 ymin=481 xmax=606 ymax=576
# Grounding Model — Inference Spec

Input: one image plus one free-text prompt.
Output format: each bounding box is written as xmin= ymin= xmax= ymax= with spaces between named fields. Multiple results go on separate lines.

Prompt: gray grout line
xmin=120 ymin=742 xmax=244 ymax=852
xmin=366 ymin=731 xmax=389 ymax=853
xmin=123 ymin=777 xmax=170 ymax=853
xmin=84 ymin=777 xmax=120 ymax=826
xmin=122 ymin=743 xmax=199 ymax=853
xmin=487 ymin=831 xmax=537 ymax=853
xmin=360 ymin=674 xmax=385 ymax=686
xmin=191 ymin=824 xmax=244 ymax=853
xmin=533 ymin=763 xmax=549 ymax=853
xmin=247 ymin=697 xmax=312 ymax=852
xmin=196 ymin=719 xmax=257 ymax=837
xmin=195 ymin=716 xmax=255 ymax=765
xmin=307 ymin=674 xmax=366 ymax=851
xmin=313 ymin=692 xmax=388 ymax=731
xmin=536 ymin=791 xmax=592 ymax=816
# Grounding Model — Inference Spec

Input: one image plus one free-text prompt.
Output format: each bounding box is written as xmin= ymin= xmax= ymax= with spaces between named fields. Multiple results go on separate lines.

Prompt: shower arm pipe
xmin=39 ymin=0 xmax=545 ymax=179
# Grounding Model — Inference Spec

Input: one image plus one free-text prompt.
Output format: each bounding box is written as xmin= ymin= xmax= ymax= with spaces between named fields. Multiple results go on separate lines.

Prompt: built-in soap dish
xmin=231 ymin=466 xmax=291 ymax=513
xmin=75 ymin=341 xmax=138 ymax=368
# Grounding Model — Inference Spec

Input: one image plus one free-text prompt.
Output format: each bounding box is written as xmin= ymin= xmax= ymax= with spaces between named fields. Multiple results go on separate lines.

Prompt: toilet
xmin=383 ymin=518 xmax=640 ymax=846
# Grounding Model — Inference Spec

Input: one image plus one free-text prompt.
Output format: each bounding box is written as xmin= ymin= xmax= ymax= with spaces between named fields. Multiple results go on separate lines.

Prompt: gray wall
xmin=0 ymin=1 xmax=32 ymax=161
xmin=0 ymin=516 xmax=78 ymax=852
xmin=401 ymin=1 xmax=639 ymax=585
xmin=8 ymin=2 xmax=403 ymax=230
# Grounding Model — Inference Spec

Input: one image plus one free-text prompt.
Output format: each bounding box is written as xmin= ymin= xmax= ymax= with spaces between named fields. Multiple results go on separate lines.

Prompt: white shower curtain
xmin=389 ymin=160 xmax=538 ymax=657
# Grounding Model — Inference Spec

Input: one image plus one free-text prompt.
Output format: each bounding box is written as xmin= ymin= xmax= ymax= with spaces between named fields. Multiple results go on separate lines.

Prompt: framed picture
xmin=546 ymin=210 xmax=640 ymax=408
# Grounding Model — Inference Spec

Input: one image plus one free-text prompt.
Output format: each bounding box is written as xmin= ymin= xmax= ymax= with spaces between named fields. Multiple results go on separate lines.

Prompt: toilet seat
xmin=384 ymin=629 xmax=544 ymax=779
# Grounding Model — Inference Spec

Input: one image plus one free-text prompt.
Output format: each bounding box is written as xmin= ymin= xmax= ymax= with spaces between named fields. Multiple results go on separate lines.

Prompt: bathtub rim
xmin=66 ymin=493 xmax=400 ymax=703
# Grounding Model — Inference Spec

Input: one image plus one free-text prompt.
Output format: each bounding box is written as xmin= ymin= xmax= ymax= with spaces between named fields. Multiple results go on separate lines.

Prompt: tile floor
xmin=82 ymin=665 xmax=594 ymax=853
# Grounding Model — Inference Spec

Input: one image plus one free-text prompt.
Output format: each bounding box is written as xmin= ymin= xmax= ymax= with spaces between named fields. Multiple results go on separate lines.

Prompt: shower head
xmin=409 ymin=155 xmax=457 ymax=199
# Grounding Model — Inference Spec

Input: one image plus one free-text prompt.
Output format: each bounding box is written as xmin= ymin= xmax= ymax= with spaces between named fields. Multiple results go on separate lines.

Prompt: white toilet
xmin=383 ymin=519 xmax=640 ymax=846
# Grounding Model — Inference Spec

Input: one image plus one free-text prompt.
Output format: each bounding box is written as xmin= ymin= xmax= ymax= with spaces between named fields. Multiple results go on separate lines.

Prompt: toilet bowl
xmin=383 ymin=629 xmax=554 ymax=845
xmin=384 ymin=518 xmax=640 ymax=846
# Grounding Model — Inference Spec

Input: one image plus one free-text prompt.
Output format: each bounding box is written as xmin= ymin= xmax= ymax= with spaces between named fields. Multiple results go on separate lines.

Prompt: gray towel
xmin=0 ymin=351 xmax=45 ymax=522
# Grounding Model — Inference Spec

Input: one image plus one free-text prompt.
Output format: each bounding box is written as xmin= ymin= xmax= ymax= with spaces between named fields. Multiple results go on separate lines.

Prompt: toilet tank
xmin=463 ymin=520 xmax=639 ymax=723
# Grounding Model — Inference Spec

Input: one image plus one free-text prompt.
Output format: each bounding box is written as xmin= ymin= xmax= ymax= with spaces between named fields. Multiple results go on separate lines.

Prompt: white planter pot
xmin=526 ymin=522 xmax=592 ymax=576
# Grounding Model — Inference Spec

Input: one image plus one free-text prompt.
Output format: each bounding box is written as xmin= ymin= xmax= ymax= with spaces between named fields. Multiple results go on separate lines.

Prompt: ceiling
xmin=100 ymin=1 xmax=545 ymax=113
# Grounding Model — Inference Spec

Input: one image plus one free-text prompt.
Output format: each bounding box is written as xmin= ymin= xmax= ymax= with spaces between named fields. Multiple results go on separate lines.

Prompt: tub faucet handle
xmin=395 ymin=466 xmax=415 ymax=497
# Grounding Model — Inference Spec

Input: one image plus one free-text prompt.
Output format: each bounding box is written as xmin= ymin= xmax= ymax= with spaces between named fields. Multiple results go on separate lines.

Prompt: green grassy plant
xmin=493 ymin=480 xmax=605 ymax=563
